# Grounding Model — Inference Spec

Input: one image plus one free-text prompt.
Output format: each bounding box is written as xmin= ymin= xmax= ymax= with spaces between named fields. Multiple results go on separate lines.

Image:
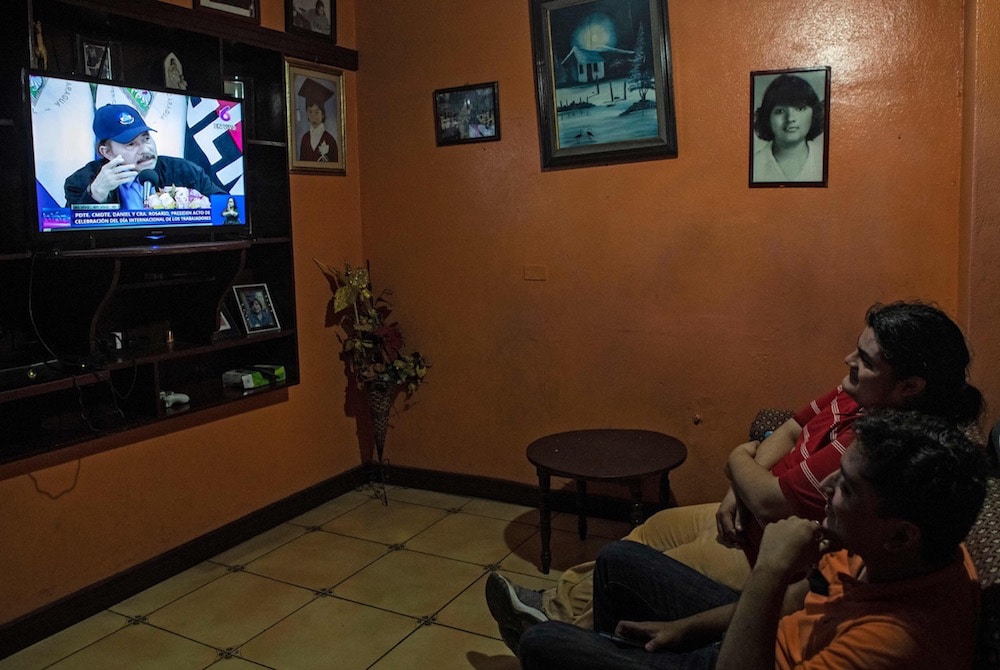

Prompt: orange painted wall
xmin=963 ymin=0 xmax=1000 ymax=417
xmin=353 ymin=0 xmax=990 ymax=499
xmin=2 ymin=0 xmax=998 ymax=631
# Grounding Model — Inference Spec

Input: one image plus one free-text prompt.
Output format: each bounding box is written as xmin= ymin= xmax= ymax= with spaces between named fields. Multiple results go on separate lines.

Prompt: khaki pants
xmin=540 ymin=503 xmax=750 ymax=627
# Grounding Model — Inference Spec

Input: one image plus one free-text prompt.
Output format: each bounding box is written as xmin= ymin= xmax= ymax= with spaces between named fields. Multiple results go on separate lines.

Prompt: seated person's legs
xmin=592 ymin=540 xmax=739 ymax=633
xmin=519 ymin=541 xmax=736 ymax=669
xmin=541 ymin=503 xmax=748 ymax=626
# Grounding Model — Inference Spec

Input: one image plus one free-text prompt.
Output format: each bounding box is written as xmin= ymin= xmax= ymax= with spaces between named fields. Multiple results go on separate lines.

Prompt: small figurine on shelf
xmin=33 ymin=21 xmax=48 ymax=70
xmin=164 ymin=53 xmax=187 ymax=91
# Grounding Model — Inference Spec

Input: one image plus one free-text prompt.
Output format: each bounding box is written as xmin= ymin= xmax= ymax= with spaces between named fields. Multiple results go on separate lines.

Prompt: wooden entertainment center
xmin=0 ymin=0 xmax=358 ymax=471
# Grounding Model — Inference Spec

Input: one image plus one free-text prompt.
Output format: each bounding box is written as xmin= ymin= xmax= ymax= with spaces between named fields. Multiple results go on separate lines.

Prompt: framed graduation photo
xmin=285 ymin=58 xmax=346 ymax=174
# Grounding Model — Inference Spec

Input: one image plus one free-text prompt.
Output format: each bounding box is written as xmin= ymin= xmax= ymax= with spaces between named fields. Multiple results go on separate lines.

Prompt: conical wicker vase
xmin=365 ymin=380 xmax=393 ymax=472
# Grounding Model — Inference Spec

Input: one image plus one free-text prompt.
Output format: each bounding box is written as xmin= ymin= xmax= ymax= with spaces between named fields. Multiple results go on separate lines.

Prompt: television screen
xmin=26 ymin=72 xmax=248 ymax=246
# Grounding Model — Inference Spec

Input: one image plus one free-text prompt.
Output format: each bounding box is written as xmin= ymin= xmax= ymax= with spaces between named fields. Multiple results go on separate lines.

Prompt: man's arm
xmin=726 ymin=441 xmax=796 ymax=522
xmin=616 ymin=603 xmax=736 ymax=653
xmin=716 ymin=418 xmax=802 ymax=543
xmin=615 ymin=568 xmax=811 ymax=655
xmin=750 ymin=418 xmax=802 ymax=469
xmin=716 ymin=518 xmax=822 ymax=670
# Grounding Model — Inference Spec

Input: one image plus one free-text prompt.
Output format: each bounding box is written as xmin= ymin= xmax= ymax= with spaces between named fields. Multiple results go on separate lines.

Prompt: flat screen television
xmin=25 ymin=71 xmax=250 ymax=250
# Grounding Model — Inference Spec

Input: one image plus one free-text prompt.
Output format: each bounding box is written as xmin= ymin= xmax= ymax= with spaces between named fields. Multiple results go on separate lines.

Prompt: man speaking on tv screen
xmin=64 ymin=103 xmax=226 ymax=209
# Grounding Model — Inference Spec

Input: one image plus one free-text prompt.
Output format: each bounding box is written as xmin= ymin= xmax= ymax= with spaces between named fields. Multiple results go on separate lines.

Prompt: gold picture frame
xmin=285 ymin=58 xmax=346 ymax=174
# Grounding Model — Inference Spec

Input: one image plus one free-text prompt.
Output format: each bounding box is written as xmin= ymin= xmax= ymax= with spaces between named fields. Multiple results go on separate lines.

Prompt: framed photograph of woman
xmin=529 ymin=0 xmax=678 ymax=170
xmin=285 ymin=59 xmax=346 ymax=174
xmin=195 ymin=0 xmax=259 ymax=23
xmin=433 ymin=82 xmax=500 ymax=146
xmin=749 ymin=67 xmax=830 ymax=187
xmin=286 ymin=0 xmax=336 ymax=42
xmin=232 ymin=283 xmax=281 ymax=335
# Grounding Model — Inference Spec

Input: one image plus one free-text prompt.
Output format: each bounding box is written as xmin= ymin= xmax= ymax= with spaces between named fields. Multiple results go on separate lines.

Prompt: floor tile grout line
xmin=33 ymin=613 xmax=132 ymax=670
xmin=19 ymin=488 xmax=592 ymax=668
xmin=107 ymin=563 xmax=234 ymax=621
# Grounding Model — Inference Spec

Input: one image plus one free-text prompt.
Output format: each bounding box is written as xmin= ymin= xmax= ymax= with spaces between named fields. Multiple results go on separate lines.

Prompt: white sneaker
xmin=485 ymin=572 xmax=548 ymax=653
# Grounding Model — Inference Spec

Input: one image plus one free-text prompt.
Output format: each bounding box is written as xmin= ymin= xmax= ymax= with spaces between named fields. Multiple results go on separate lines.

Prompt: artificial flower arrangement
xmin=146 ymin=185 xmax=211 ymax=209
xmin=314 ymin=259 xmax=429 ymax=393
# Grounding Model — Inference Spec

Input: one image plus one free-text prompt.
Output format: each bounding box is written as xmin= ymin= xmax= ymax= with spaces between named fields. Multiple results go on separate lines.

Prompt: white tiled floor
xmin=2 ymin=485 xmax=630 ymax=669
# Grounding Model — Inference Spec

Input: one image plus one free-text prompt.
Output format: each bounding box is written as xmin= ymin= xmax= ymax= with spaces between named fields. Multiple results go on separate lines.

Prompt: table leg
xmin=576 ymin=479 xmax=588 ymax=541
xmin=627 ymin=479 xmax=644 ymax=527
xmin=659 ymin=471 xmax=673 ymax=508
xmin=537 ymin=468 xmax=552 ymax=574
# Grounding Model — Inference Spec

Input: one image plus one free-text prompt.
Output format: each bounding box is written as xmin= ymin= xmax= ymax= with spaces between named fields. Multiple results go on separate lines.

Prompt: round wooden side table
xmin=526 ymin=429 xmax=688 ymax=573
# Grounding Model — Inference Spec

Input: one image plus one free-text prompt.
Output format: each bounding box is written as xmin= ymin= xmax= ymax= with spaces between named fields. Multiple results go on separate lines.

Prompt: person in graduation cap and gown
xmin=297 ymin=77 xmax=338 ymax=163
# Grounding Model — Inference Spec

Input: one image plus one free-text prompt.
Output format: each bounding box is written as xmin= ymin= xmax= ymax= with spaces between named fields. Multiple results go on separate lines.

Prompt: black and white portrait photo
xmin=750 ymin=67 xmax=830 ymax=187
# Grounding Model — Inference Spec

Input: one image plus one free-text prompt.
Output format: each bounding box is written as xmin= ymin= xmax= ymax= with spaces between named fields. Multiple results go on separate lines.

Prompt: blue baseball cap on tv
xmin=93 ymin=104 xmax=156 ymax=143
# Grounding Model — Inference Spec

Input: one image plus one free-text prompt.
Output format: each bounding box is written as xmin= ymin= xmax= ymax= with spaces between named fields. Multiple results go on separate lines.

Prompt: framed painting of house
xmin=529 ymin=0 xmax=677 ymax=170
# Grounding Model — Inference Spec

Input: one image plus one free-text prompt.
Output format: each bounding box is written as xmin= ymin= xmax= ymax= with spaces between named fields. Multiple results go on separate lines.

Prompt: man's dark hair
xmin=753 ymin=74 xmax=825 ymax=142
xmin=855 ymin=410 xmax=987 ymax=566
xmin=866 ymin=301 xmax=984 ymax=424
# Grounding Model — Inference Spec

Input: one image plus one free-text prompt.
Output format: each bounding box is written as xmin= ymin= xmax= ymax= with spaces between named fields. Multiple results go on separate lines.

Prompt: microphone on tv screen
xmin=138 ymin=170 xmax=159 ymax=205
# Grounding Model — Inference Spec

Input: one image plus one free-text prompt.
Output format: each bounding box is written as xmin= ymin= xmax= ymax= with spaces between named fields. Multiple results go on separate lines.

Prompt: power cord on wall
xmin=27 ymin=251 xmax=137 ymax=434
xmin=28 ymin=460 xmax=81 ymax=500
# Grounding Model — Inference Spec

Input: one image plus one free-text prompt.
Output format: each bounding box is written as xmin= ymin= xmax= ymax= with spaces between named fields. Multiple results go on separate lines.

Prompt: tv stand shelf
xmin=0 ymin=0 xmax=302 ymax=472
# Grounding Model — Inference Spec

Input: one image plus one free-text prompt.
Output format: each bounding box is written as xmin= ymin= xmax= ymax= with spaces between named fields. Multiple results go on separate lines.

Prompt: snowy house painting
xmin=530 ymin=0 xmax=677 ymax=168
xmin=562 ymin=46 xmax=606 ymax=83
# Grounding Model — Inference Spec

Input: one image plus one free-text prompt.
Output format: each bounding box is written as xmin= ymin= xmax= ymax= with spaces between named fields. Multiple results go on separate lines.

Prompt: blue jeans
xmin=518 ymin=541 xmax=740 ymax=670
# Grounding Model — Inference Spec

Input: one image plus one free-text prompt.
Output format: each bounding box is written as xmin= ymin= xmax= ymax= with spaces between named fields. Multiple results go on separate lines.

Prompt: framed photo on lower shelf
xmin=232 ymin=283 xmax=281 ymax=335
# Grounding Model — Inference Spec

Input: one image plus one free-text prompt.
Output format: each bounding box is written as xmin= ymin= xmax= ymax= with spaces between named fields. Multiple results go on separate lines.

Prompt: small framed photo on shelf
xmin=285 ymin=0 xmax=336 ymax=42
xmin=232 ymin=283 xmax=281 ymax=334
xmin=195 ymin=0 xmax=260 ymax=22
xmin=433 ymin=82 xmax=500 ymax=146
xmin=77 ymin=37 xmax=122 ymax=81
xmin=749 ymin=66 xmax=830 ymax=187
xmin=285 ymin=58 xmax=346 ymax=174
